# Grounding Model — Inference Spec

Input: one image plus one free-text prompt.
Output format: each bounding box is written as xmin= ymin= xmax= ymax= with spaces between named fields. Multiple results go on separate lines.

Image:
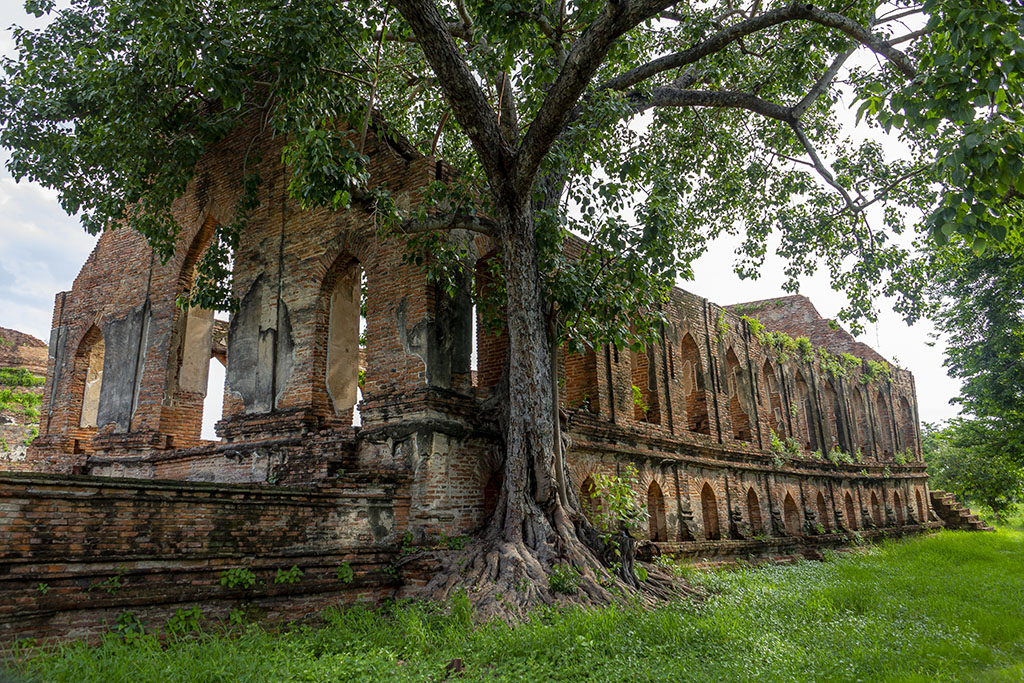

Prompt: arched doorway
xmin=647 ymin=480 xmax=668 ymax=541
xmin=701 ymin=483 xmax=721 ymax=540
xmin=893 ymin=491 xmax=904 ymax=526
xmin=783 ymin=492 xmax=801 ymax=536
xmin=747 ymin=487 xmax=763 ymax=536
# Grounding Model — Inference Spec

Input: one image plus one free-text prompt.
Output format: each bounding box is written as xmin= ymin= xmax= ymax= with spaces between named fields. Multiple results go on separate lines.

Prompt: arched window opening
xmin=701 ymin=483 xmax=721 ymax=540
xmin=725 ymin=348 xmax=752 ymax=442
xmin=916 ymin=489 xmax=925 ymax=523
xmin=321 ymin=257 xmax=364 ymax=425
xmin=816 ymin=491 xmax=831 ymax=532
xmin=893 ymin=491 xmax=904 ymax=526
xmin=876 ymin=391 xmax=894 ymax=459
xmin=680 ymin=333 xmax=709 ymax=435
xmin=200 ymin=352 xmax=226 ymax=441
xmin=783 ymin=492 xmax=801 ymax=536
xmin=78 ymin=327 xmax=105 ymax=429
xmin=870 ymin=491 xmax=882 ymax=526
xmin=630 ymin=346 xmax=660 ymax=424
xmin=762 ymin=360 xmax=785 ymax=437
xmin=844 ymin=492 xmax=858 ymax=530
xmin=899 ymin=397 xmax=916 ymax=457
xmin=647 ymin=481 xmax=667 ymax=542
xmin=747 ymin=487 xmax=763 ymax=536
xmin=794 ymin=372 xmax=817 ymax=451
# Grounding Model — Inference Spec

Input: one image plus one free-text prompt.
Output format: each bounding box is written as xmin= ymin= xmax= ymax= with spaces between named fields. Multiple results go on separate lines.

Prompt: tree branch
xmin=789 ymin=121 xmax=859 ymax=214
xmin=398 ymin=212 xmax=498 ymax=237
xmin=792 ymin=47 xmax=854 ymax=118
xmin=514 ymin=0 xmax=683 ymax=195
xmin=388 ymin=0 xmax=511 ymax=185
xmin=639 ymin=88 xmax=797 ymax=124
xmin=602 ymin=2 xmax=916 ymax=95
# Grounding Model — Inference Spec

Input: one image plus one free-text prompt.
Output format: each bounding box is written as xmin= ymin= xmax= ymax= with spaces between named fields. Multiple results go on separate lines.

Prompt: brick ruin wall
xmin=0 ymin=122 xmax=937 ymax=644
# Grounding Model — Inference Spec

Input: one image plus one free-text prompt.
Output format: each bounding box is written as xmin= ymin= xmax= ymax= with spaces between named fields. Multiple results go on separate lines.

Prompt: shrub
xmin=219 ymin=567 xmax=256 ymax=589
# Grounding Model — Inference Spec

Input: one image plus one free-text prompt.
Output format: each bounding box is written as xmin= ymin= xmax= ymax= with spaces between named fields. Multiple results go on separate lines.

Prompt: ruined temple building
xmin=1 ymin=123 xmax=964 ymax=642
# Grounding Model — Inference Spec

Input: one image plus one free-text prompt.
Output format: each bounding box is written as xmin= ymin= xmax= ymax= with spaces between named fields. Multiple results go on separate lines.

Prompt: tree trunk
xmin=496 ymin=199 xmax=557 ymax=540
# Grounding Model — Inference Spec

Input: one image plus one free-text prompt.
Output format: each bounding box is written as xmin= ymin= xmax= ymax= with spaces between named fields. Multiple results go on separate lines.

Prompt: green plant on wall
xmin=860 ymin=359 xmax=893 ymax=385
xmin=715 ymin=311 xmax=730 ymax=344
xmin=335 ymin=562 xmax=354 ymax=584
xmin=631 ymin=385 xmax=648 ymax=416
xmin=273 ymin=566 xmax=303 ymax=584
xmin=219 ymin=567 xmax=256 ymax=589
xmin=795 ymin=337 xmax=814 ymax=364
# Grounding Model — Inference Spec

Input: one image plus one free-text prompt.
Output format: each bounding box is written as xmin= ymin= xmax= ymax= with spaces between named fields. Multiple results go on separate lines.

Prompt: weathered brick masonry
xmin=2 ymin=122 xmax=937 ymax=643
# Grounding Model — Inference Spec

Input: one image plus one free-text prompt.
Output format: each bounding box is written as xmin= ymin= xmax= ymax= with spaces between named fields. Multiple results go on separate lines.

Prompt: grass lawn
xmin=6 ymin=525 xmax=1024 ymax=682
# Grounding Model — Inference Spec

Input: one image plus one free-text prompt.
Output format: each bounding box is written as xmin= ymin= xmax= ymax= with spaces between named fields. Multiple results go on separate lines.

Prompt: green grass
xmin=7 ymin=528 xmax=1024 ymax=682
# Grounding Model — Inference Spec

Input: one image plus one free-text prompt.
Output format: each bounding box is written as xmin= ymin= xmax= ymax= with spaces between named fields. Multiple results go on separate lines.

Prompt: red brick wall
xmin=0 ymin=471 xmax=408 ymax=644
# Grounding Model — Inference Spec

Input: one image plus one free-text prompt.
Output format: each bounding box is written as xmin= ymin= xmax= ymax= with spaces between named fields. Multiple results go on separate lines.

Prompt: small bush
xmin=219 ymin=567 xmax=256 ymax=589
xmin=273 ymin=565 xmax=303 ymax=584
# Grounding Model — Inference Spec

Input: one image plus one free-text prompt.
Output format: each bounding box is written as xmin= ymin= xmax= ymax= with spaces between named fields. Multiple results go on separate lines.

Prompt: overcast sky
xmin=0 ymin=3 xmax=962 ymax=425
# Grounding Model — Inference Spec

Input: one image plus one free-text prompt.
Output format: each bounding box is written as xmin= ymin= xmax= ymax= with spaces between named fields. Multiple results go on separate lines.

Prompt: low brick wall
xmin=0 ymin=472 xmax=409 ymax=644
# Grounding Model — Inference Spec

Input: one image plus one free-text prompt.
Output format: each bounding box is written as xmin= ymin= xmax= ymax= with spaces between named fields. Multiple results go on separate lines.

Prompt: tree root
xmin=406 ymin=503 xmax=699 ymax=619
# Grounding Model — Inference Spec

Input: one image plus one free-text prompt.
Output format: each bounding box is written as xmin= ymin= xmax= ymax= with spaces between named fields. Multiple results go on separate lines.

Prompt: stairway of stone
xmin=929 ymin=490 xmax=995 ymax=531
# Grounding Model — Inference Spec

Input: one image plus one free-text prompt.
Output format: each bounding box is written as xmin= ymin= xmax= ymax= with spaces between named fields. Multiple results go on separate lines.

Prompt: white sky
xmin=0 ymin=3 xmax=961 ymax=425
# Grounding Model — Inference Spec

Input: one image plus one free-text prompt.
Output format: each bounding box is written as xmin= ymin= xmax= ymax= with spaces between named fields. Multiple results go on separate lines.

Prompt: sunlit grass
xmin=7 ymin=528 xmax=1024 ymax=682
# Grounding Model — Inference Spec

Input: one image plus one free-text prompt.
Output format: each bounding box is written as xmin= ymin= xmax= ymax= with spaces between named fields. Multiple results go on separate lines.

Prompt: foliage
xmin=273 ymin=566 xmax=304 ymax=585
xmin=219 ymin=568 xmax=256 ymax=590
xmin=714 ymin=311 xmax=730 ymax=344
xmin=0 ymin=368 xmax=45 ymax=387
xmin=87 ymin=569 xmax=125 ymax=595
xmin=794 ymin=337 xmax=814 ymax=364
xmin=817 ymin=349 xmax=864 ymax=379
xmin=630 ymin=384 xmax=647 ymax=415
xmin=926 ymin=235 xmax=1024 ymax=455
xmin=588 ymin=464 xmax=649 ymax=545
xmin=859 ymin=359 xmax=893 ymax=385
xmin=10 ymin=530 xmax=1024 ymax=681
xmin=0 ymin=388 xmax=41 ymax=420
xmin=547 ymin=564 xmax=581 ymax=596
xmin=335 ymin=563 xmax=355 ymax=584
xmin=165 ymin=606 xmax=204 ymax=635
xmin=924 ymin=420 xmax=1024 ymax=521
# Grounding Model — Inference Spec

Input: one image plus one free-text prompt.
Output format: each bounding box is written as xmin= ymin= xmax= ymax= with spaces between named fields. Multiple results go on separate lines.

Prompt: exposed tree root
xmin=404 ymin=500 xmax=699 ymax=619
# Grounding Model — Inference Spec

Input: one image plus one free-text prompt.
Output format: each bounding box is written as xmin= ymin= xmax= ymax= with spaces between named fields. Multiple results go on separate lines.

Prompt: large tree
xmin=3 ymin=0 xmax=1023 ymax=607
xmin=928 ymin=234 xmax=1024 ymax=455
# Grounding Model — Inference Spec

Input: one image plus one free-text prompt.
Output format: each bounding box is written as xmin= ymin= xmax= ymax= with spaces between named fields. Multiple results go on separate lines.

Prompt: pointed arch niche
xmin=647 ymin=480 xmax=667 ymax=542
xmin=700 ymin=482 xmax=721 ymax=540
xmin=680 ymin=333 xmax=709 ymax=435
xmin=725 ymin=347 xmax=752 ymax=442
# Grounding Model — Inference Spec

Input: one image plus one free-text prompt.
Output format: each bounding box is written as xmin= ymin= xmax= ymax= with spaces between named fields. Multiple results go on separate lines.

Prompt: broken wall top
xmin=725 ymin=295 xmax=890 ymax=364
